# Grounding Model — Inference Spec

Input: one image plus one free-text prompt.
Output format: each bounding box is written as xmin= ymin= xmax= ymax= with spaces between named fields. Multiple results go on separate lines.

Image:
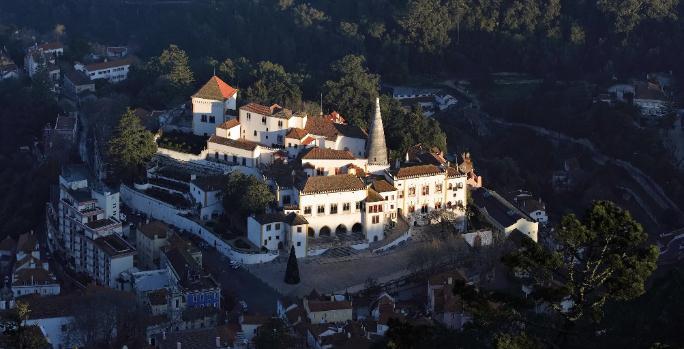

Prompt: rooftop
xmin=193 ymin=76 xmax=237 ymax=101
xmin=192 ymin=175 xmax=227 ymax=192
xmin=208 ymin=135 xmax=258 ymax=151
xmin=471 ymin=188 xmax=528 ymax=227
xmin=371 ymin=179 xmax=397 ymax=193
xmin=300 ymin=147 xmax=355 ymax=160
xmin=55 ymin=115 xmax=77 ymax=131
xmin=300 ymin=175 xmax=366 ymax=194
xmin=217 ymin=119 xmax=240 ymax=129
xmin=84 ymin=58 xmax=132 ymax=72
xmin=286 ymin=127 xmax=308 ymax=139
xmin=393 ymin=164 xmax=443 ymax=179
xmin=138 ymin=220 xmax=170 ymax=240
xmin=93 ymin=234 xmax=136 ymax=257
xmin=253 ymin=212 xmax=308 ymax=226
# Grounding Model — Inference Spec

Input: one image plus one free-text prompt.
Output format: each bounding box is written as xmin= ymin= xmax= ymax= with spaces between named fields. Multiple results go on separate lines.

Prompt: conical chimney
xmin=366 ymin=97 xmax=388 ymax=165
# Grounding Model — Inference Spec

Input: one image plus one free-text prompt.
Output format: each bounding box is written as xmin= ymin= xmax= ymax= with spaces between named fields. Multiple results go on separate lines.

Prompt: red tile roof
xmin=286 ymin=128 xmax=308 ymax=139
xmin=301 ymin=175 xmax=366 ymax=194
xmin=84 ymin=58 xmax=132 ymax=72
xmin=371 ymin=179 xmax=397 ymax=193
xmin=300 ymin=147 xmax=355 ymax=160
xmin=240 ymin=102 xmax=274 ymax=115
xmin=193 ymin=76 xmax=237 ymax=101
xmin=394 ymin=165 xmax=443 ymax=179
xmin=217 ymin=119 xmax=240 ymax=129
xmin=307 ymin=300 xmax=353 ymax=312
xmin=302 ymin=136 xmax=315 ymax=145
xmin=208 ymin=135 xmax=259 ymax=151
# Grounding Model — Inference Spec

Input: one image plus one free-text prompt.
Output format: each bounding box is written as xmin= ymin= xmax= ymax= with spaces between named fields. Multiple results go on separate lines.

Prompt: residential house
xmin=0 ymin=52 xmax=19 ymax=80
xmin=63 ymin=69 xmax=96 ymax=102
xmin=303 ymin=294 xmax=353 ymax=324
xmin=506 ymin=190 xmax=548 ymax=225
xmin=75 ymin=58 xmax=132 ymax=83
xmin=247 ymin=212 xmax=308 ymax=257
xmin=471 ymin=188 xmax=539 ymax=242
xmin=136 ymin=220 xmax=172 ymax=269
xmin=189 ymin=175 xmax=225 ymax=221
xmin=427 ymin=271 xmax=471 ymax=330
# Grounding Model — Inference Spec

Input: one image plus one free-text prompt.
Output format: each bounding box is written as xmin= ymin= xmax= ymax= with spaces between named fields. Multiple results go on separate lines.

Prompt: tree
xmin=220 ymin=172 xmax=274 ymax=216
xmin=108 ymin=109 xmax=157 ymax=183
xmin=0 ymin=302 xmax=50 ymax=349
xmin=399 ymin=0 xmax=456 ymax=52
xmin=158 ymin=44 xmax=195 ymax=88
xmin=284 ymin=246 xmax=300 ymax=284
xmin=323 ymin=55 xmax=379 ymax=129
xmin=243 ymin=61 xmax=304 ymax=107
xmin=253 ymin=318 xmax=294 ymax=349
xmin=597 ymin=0 xmax=678 ymax=33
xmin=503 ymin=201 xmax=659 ymax=323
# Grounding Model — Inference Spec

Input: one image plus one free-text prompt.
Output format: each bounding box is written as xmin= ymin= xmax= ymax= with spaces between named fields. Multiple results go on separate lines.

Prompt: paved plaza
xmin=245 ymin=226 xmax=440 ymax=298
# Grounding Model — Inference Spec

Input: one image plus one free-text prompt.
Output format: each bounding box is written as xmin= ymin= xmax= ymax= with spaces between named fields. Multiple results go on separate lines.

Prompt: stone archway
xmin=307 ymin=227 xmax=315 ymax=238
xmin=335 ymin=224 xmax=347 ymax=235
xmin=352 ymin=223 xmax=363 ymax=233
xmin=319 ymin=226 xmax=332 ymax=237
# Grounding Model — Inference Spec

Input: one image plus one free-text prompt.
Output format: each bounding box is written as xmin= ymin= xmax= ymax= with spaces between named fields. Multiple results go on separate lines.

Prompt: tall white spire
xmin=366 ymin=97 xmax=388 ymax=165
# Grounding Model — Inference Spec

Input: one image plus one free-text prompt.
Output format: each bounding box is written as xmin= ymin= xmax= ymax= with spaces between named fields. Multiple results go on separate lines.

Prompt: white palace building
xmin=160 ymin=76 xmax=484 ymax=258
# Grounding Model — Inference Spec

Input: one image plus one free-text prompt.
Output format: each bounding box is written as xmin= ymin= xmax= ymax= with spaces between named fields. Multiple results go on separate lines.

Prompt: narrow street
xmin=202 ymin=247 xmax=281 ymax=315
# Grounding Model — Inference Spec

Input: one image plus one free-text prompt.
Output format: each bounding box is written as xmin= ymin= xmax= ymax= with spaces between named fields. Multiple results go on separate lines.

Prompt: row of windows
xmin=303 ymin=202 xmax=360 ymax=215
xmin=399 ymin=182 xmax=464 ymax=199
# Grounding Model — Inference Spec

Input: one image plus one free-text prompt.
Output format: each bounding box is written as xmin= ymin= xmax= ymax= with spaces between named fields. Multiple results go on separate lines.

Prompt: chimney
xmin=216 ymin=336 xmax=221 ymax=347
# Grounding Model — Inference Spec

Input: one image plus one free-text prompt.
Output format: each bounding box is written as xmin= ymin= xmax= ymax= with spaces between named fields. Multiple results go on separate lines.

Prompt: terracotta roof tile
xmin=301 ymin=175 xmax=366 ymax=194
xmin=307 ymin=300 xmax=352 ymax=312
xmin=240 ymin=102 xmax=274 ymax=115
xmin=301 ymin=147 xmax=355 ymax=160
xmin=286 ymin=128 xmax=308 ymax=139
xmin=371 ymin=179 xmax=397 ymax=193
xmin=192 ymin=175 xmax=227 ymax=192
xmin=192 ymin=76 xmax=237 ymax=101
xmin=208 ymin=135 xmax=258 ymax=151
xmin=84 ymin=58 xmax=132 ymax=72
xmin=217 ymin=119 xmax=240 ymax=129
xmin=302 ymin=136 xmax=315 ymax=145
xmin=394 ymin=165 xmax=443 ymax=179
xmin=365 ymin=189 xmax=384 ymax=202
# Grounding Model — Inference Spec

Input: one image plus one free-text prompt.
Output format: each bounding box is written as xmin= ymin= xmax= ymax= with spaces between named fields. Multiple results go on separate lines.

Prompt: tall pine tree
xmin=108 ymin=109 xmax=157 ymax=184
xmin=284 ymin=246 xmax=300 ymax=284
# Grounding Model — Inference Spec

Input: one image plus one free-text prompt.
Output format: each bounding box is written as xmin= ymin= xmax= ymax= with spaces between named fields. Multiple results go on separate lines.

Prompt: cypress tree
xmin=284 ymin=246 xmax=300 ymax=284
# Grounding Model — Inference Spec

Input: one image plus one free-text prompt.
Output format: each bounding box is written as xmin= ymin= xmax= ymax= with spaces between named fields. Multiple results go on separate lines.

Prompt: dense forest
xmin=1 ymin=0 xmax=683 ymax=85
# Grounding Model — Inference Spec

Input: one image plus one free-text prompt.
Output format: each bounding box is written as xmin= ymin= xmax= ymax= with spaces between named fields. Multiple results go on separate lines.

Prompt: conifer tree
xmin=108 ymin=109 xmax=157 ymax=183
xmin=284 ymin=246 xmax=300 ymax=284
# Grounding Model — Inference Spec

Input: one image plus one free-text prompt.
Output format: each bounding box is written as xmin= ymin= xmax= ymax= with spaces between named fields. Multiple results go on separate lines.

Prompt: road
xmin=202 ymin=247 xmax=281 ymax=315
xmin=471 ymin=110 xmax=682 ymax=217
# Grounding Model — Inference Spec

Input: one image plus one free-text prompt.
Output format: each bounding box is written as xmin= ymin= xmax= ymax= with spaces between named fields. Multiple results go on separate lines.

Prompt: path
xmin=480 ymin=112 xmax=681 ymax=215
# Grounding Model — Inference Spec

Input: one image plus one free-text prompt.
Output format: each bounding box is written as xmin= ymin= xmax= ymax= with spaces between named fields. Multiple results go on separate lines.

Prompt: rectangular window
xmin=278 ymin=120 xmax=283 ymax=127
xmin=317 ymin=205 xmax=325 ymax=214
xmin=266 ymin=224 xmax=271 ymax=231
xmin=262 ymin=116 xmax=266 ymax=124
xmin=304 ymin=206 xmax=312 ymax=215
xmin=343 ymin=203 xmax=350 ymax=212
xmin=253 ymin=130 xmax=257 ymax=136
xmin=209 ymin=116 xmax=215 ymax=123
xmin=275 ymin=223 xmax=281 ymax=229
xmin=408 ymin=187 xmax=415 ymax=196
xmin=330 ymin=204 xmax=338 ymax=214
xmin=435 ymin=184 xmax=442 ymax=193
xmin=316 ymin=168 xmax=324 ymax=176
xmin=201 ymin=115 xmax=207 ymax=122
xmin=247 ymin=113 xmax=251 ymax=120
xmin=297 ymin=227 xmax=302 ymax=233
xmin=372 ymin=216 xmax=380 ymax=224
xmin=355 ymin=201 xmax=361 ymax=210
xmin=422 ymin=186 xmax=430 ymax=195
xmin=297 ymin=241 xmax=301 ymax=246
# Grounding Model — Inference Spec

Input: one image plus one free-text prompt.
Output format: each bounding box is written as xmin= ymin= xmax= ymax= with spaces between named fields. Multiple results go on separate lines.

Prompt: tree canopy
xmin=107 ymin=109 xmax=157 ymax=184
xmin=503 ymin=200 xmax=659 ymax=322
xmin=220 ymin=172 xmax=275 ymax=217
